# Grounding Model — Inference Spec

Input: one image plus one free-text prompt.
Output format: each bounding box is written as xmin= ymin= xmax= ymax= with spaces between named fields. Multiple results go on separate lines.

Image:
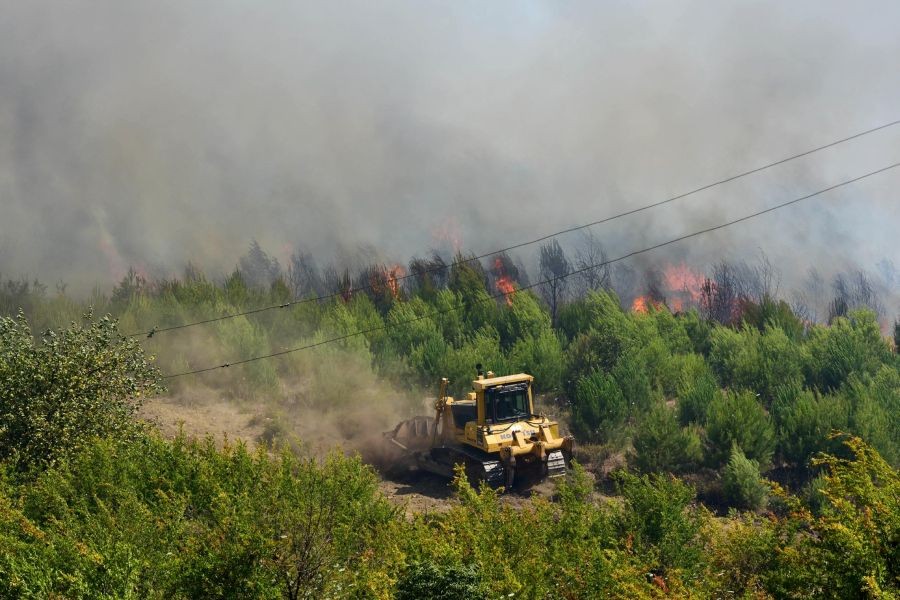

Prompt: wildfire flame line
xmin=493 ymin=258 xmax=515 ymax=305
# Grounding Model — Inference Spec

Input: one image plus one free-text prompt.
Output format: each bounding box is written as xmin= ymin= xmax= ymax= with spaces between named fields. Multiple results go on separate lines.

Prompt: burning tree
xmin=700 ymin=265 xmax=742 ymax=325
xmin=490 ymin=252 xmax=522 ymax=305
xmin=351 ymin=264 xmax=405 ymax=312
xmin=630 ymin=263 xmax=704 ymax=314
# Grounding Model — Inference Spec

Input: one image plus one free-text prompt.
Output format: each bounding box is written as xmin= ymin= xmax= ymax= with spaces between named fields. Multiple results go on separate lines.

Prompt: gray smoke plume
xmin=1 ymin=0 xmax=899 ymax=308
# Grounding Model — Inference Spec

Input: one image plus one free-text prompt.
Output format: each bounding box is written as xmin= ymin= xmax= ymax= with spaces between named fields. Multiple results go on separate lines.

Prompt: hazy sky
xmin=1 ymin=1 xmax=898 ymax=293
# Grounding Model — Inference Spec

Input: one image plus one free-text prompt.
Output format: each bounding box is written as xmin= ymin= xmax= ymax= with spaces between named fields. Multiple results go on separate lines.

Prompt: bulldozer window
xmin=486 ymin=384 xmax=530 ymax=423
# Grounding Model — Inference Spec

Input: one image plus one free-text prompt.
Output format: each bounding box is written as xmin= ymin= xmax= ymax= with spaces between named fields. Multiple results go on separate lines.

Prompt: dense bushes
xmin=2 ymin=431 xmax=896 ymax=598
xmin=0 ymin=312 xmax=161 ymax=472
xmin=0 ymin=435 xmax=398 ymax=599
xmin=630 ymin=402 xmax=702 ymax=474
xmin=4 ymin=270 xmax=897 ymax=483
xmin=0 ymin=297 xmax=898 ymax=596
xmin=722 ymin=445 xmax=768 ymax=510
xmin=705 ymin=390 xmax=776 ymax=469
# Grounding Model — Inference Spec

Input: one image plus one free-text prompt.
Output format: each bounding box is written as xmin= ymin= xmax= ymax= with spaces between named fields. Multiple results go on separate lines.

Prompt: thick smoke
xmin=1 ymin=1 xmax=899 ymax=300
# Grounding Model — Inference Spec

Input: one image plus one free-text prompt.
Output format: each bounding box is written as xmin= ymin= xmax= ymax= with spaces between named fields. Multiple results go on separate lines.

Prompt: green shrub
xmin=508 ymin=329 xmax=564 ymax=392
xmin=677 ymin=369 xmax=718 ymax=426
xmin=804 ymin=310 xmax=891 ymax=391
xmin=7 ymin=434 xmax=398 ymax=599
xmin=497 ymin=290 xmax=552 ymax=349
xmin=570 ymin=370 xmax=626 ymax=442
xmin=771 ymin=386 xmax=848 ymax=468
xmin=722 ymin=445 xmax=768 ymax=510
xmin=702 ymin=511 xmax=778 ymax=598
xmin=612 ymin=349 xmax=657 ymax=415
xmin=631 ymin=402 xmax=702 ymax=473
xmin=615 ymin=471 xmax=705 ymax=573
xmin=562 ymin=294 xmax=639 ymax=397
xmin=395 ymin=561 xmax=484 ymax=600
xmin=708 ymin=324 xmax=802 ymax=406
xmin=439 ymin=327 xmax=508 ymax=396
xmin=0 ymin=312 xmax=161 ymax=473
xmin=705 ymin=390 xmax=775 ymax=469
xmin=741 ymin=295 xmax=805 ymax=341
xmin=767 ymin=437 xmax=900 ymax=598
xmin=843 ymin=366 xmax=900 ymax=466
xmin=646 ymin=307 xmax=693 ymax=354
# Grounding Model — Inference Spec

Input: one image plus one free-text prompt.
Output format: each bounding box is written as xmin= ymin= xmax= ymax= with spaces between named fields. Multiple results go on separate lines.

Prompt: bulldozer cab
xmin=484 ymin=382 xmax=530 ymax=423
xmin=471 ymin=372 xmax=535 ymax=427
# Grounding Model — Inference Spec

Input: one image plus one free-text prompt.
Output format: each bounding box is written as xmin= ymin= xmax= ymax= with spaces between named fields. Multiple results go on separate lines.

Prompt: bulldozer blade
xmin=546 ymin=450 xmax=567 ymax=478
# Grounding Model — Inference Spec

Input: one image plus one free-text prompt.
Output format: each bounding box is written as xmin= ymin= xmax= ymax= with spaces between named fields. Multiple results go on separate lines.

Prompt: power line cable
xmin=129 ymin=118 xmax=900 ymax=339
xmin=162 ymin=160 xmax=900 ymax=379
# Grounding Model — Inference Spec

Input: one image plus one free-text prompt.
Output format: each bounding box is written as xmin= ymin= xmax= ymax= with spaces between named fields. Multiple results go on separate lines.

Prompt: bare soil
xmin=140 ymin=393 xmax=585 ymax=514
xmin=140 ymin=392 xmax=266 ymax=447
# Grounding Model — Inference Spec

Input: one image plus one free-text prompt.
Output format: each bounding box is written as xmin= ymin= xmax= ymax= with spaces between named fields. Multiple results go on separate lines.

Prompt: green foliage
xmin=677 ymin=366 xmax=718 ymax=426
xmin=705 ymin=390 xmax=775 ymax=469
xmin=702 ymin=511 xmax=778 ymax=598
xmin=631 ymin=402 xmax=703 ymax=474
xmin=615 ymin=470 xmax=705 ymax=572
xmin=0 ymin=312 xmax=162 ymax=472
xmin=611 ymin=350 xmax=656 ymax=415
xmin=440 ymin=327 xmax=508 ymax=396
xmin=395 ymin=561 xmax=484 ymax=600
xmin=679 ymin=308 xmax=713 ymax=355
xmin=3 ymin=262 xmax=899 ymax=597
xmin=508 ymin=329 xmax=564 ymax=392
xmin=767 ymin=436 xmax=900 ymax=598
xmin=708 ymin=324 xmax=803 ymax=405
xmin=570 ymin=370 xmax=626 ymax=442
xmin=843 ymin=366 xmax=900 ymax=466
xmin=722 ymin=445 xmax=768 ymax=510
xmin=772 ymin=385 xmax=848 ymax=468
xmin=497 ymin=290 xmax=551 ymax=349
xmin=741 ymin=295 xmax=806 ymax=341
xmin=447 ymin=256 xmax=498 ymax=333
xmin=804 ymin=310 xmax=892 ymax=391
xmin=0 ymin=434 xmax=397 ymax=599
xmin=562 ymin=292 xmax=638 ymax=395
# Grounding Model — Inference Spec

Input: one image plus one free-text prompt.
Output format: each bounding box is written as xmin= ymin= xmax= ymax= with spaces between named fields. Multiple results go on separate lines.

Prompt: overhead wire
xmin=162 ymin=160 xmax=900 ymax=379
xmin=129 ymin=118 xmax=900 ymax=338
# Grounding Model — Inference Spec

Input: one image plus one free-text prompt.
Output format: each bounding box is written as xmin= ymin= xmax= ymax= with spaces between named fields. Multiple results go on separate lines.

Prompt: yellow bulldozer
xmin=384 ymin=365 xmax=574 ymax=489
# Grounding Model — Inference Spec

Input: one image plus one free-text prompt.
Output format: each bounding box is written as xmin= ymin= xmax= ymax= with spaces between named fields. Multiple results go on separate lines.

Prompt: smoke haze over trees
xmin=1 ymin=1 xmax=899 ymax=302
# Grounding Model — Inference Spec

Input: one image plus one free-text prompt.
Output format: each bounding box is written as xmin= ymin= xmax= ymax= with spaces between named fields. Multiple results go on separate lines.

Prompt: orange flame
xmin=663 ymin=263 xmax=705 ymax=298
xmin=494 ymin=258 xmax=516 ymax=305
xmin=387 ymin=264 xmax=405 ymax=298
xmin=631 ymin=295 xmax=663 ymax=313
xmin=663 ymin=262 xmax=704 ymax=311
xmin=368 ymin=264 xmax=405 ymax=299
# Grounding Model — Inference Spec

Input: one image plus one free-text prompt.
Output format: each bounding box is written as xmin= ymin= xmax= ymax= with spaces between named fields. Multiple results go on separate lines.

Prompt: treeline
xmin=0 ymin=311 xmax=898 ymax=597
xmin=1 ymin=243 xmax=898 ymax=491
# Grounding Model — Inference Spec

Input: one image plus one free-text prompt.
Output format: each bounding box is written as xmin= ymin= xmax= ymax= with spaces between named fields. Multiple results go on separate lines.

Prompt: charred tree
xmin=539 ymin=240 xmax=571 ymax=325
xmin=287 ymin=250 xmax=324 ymax=299
xmin=239 ymin=240 xmax=282 ymax=290
xmin=573 ymin=230 xmax=610 ymax=297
